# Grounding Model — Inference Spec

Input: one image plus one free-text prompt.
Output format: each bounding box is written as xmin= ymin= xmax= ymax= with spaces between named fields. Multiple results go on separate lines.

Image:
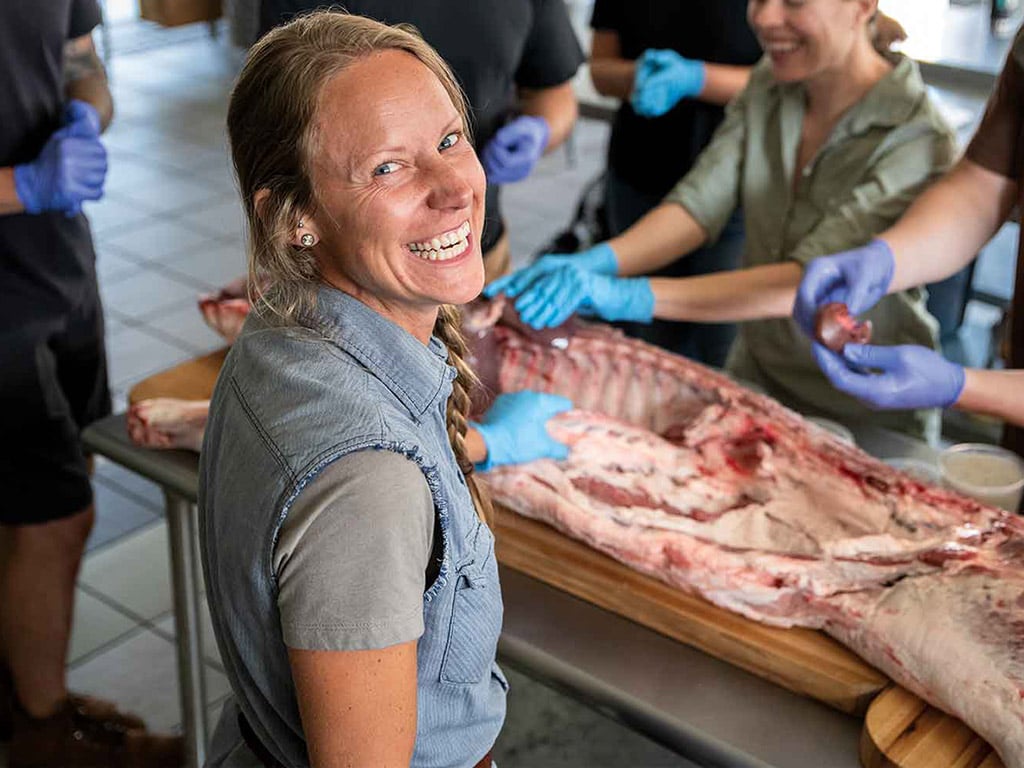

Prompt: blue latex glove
xmin=812 ymin=342 xmax=965 ymax=410
xmin=471 ymin=391 xmax=574 ymax=471
xmin=480 ymin=115 xmax=550 ymax=184
xmin=513 ymin=265 xmax=654 ymax=329
xmin=793 ymin=239 xmax=895 ymax=338
xmin=483 ymin=242 xmax=618 ymax=299
xmin=14 ymin=100 xmax=107 ymax=216
xmin=631 ymin=49 xmax=706 ymax=118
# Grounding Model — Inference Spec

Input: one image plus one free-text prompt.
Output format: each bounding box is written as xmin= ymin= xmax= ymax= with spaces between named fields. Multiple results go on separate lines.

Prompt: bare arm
xmin=957 ymin=369 xmax=1024 ymax=428
xmin=0 ymin=168 xmax=23 ymax=215
xmin=886 ymin=158 xmax=1017 ymax=291
xmin=64 ymin=33 xmax=113 ymax=131
xmin=699 ymin=64 xmax=753 ymax=107
xmin=465 ymin=428 xmax=486 ymax=465
xmin=589 ymin=30 xmax=635 ymax=99
xmin=520 ymin=81 xmax=577 ymax=153
xmin=589 ymin=30 xmax=750 ymax=106
xmin=610 ymin=203 xmax=708 ymax=276
xmin=651 ymin=261 xmax=801 ymax=323
xmin=289 ymin=642 xmax=418 ymax=768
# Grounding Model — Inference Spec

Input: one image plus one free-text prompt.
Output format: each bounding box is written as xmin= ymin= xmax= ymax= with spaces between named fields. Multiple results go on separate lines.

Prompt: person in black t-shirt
xmin=0 ymin=2 xmax=182 ymax=764
xmin=588 ymin=0 xmax=761 ymax=366
xmin=260 ymin=0 xmax=585 ymax=281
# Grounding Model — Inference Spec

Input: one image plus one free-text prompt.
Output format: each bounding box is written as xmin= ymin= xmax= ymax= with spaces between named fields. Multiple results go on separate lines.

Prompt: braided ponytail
xmin=433 ymin=304 xmax=495 ymax=526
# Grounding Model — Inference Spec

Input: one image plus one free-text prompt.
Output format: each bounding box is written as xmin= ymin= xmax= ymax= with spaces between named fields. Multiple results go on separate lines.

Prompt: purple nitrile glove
xmin=513 ymin=264 xmax=654 ymax=330
xmin=483 ymin=242 xmax=618 ymax=299
xmin=631 ymin=49 xmax=706 ymax=118
xmin=480 ymin=115 xmax=550 ymax=184
xmin=812 ymin=342 xmax=966 ymax=410
xmin=793 ymin=239 xmax=896 ymax=338
xmin=64 ymin=99 xmax=102 ymax=137
xmin=13 ymin=104 xmax=107 ymax=216
xmin=471 ymin=391 xmax=573 ymax=471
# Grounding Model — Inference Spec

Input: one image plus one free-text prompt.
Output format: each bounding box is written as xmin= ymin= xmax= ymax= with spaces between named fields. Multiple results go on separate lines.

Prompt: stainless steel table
xmin=82 ymin=413 xmax=936 ymax=768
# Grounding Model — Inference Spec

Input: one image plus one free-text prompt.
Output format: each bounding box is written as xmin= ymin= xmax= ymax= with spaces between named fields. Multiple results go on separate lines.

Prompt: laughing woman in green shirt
xmin=487 ymin=0 xmax=955 ymax=441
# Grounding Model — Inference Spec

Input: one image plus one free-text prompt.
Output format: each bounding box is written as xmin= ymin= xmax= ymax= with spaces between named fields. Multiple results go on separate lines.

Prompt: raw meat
xmin=198 ymin=276 xmax=252 ymax=344
xmin=468 ymin=297 xmax=1024 ymax=767
xmin=814 ymin=301 xmax=872 ymax=352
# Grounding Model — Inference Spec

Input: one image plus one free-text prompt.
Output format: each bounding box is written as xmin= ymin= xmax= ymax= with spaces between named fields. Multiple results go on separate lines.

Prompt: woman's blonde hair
xmin=227 ymin=10 xmax=493 ymax=523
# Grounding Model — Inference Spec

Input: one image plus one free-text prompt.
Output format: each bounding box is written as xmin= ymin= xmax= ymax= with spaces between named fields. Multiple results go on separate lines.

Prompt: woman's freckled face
xmin=309 ymin=49 xmax=486 ymax=335
xmin=748 ymin=0 xmax=866 ymax=83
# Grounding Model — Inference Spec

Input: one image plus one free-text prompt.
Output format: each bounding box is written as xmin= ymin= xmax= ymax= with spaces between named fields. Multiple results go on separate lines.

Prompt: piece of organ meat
xmin=815 ymin=301 xmax=873 ymax=352
xmin=471 ymin=298 xmax=1024 ymax=767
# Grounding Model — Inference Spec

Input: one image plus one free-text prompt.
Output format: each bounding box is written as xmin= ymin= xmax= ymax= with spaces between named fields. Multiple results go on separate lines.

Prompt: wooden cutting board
xmin=491 ymin=507 xmax=886 ymax=715
xmin=128 ymin=347 xmax=227 ymax=404
xmin=861 ymin=686 xmax=1003 ymax=768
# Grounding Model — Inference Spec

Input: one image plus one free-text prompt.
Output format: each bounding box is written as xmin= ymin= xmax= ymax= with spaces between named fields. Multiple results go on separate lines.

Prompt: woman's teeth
xmin=407 ymin=221 xmax=471 ymax=262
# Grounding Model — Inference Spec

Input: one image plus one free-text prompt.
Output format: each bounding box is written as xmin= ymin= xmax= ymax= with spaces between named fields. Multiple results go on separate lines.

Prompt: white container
xmin=938 ymin=443 xmax=1024 ymax=512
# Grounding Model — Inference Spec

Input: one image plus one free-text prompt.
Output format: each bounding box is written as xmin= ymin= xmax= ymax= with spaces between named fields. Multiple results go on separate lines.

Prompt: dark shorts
xmin=0 ymin=287 xmax=111 ymax=525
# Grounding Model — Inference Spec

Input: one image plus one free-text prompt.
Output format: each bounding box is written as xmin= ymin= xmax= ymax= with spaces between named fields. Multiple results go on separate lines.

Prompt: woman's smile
xmin=407 ymin=220 xmax=472 ymax=261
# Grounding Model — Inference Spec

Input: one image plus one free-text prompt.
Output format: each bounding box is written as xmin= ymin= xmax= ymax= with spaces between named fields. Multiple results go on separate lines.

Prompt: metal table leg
xmin=164 ymin=492 xmax=208 ymax=768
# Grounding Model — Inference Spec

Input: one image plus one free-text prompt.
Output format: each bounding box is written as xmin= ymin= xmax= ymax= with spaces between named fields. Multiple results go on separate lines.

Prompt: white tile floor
xmin=29 ymin=13 xmax=694 ymax=768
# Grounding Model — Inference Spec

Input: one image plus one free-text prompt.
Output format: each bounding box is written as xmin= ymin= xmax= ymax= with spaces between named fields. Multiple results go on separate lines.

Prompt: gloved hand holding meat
xmin=793 ymin=239 xmax=895 ymax=338
xmin=812 ymin=342 xmax=966 ymax=410
xmin=471 ymin=391 xmax=573 ymax=471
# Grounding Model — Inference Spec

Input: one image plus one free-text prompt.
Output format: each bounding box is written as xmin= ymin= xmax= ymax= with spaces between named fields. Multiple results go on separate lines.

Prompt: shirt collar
xmin=303 ymin=286 xmax=456 ymax=420
xmin=774 ymin=54 xmax=924 ymax=136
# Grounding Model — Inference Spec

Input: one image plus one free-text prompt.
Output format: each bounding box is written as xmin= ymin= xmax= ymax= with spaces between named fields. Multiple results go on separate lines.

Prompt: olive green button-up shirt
xmin=664 ymin=55 xmax=957 ymax=441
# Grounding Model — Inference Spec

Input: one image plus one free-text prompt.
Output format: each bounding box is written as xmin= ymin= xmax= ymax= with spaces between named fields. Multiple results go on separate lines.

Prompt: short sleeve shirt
xmin=274 ymin=450 xmax=437 ymax=651
xmin=590 ymin=0 xmax=761 ymax=196
xmin=665 ymin=56 xmax=958 ymax=439
xmin=259 ymin=0 xmax=584 ymax=252
xmin=965 ymin=25 xmax=1024 ymax=458
xmin=0 ymin=0 xmax=102 ymax=319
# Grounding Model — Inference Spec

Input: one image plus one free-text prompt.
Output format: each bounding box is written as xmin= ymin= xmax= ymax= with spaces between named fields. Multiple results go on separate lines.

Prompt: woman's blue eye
xmin=439 ymin=132 xmax=460 ymax=151
xmin=373 ymin=162 xmax=398 ymax=176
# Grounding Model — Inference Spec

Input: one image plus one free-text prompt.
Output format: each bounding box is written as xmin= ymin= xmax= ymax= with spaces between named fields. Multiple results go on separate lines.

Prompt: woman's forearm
xmin=610 ymin=203 xmax=708 ymax=276
xmin=520 ymin=81 xmax=577 ymax=153
xmin=956 ymin=369 xmax=1024 ymax=428
xmin=465 ymin=427 xmax=487 ymax=465
xmin=589 ymin=56 xmax=636 ymax=100
xmin=698 ymin=63 xmax=752 ymax=107
xmin=651 ymin=262 xmax=802 ymax=323
xmin=0 ymin=167 xmax=25 ymax=215
xmin=887 ymin=159 xmax=1017 ymax=292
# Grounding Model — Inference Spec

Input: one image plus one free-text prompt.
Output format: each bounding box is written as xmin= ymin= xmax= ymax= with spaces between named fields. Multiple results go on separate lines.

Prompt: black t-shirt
xmin=591 ymin=0 xmax=761 ymax=196
xmin=0 ymin=0 xmax=102 ymax=318
xmin=260 ymin=0 xmax=584 ymax=251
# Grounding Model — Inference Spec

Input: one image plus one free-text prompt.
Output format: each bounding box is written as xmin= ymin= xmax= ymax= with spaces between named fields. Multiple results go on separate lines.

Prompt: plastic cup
xmin=938 ymin=443 xmax=1024 ymax=512
xmin=806 ymin=416 xmax=856 ymax=446
xmin=884 ymin=457 xmax=941 ymax=485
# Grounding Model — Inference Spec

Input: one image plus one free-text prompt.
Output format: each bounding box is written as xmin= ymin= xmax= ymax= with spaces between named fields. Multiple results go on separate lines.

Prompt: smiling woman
xmin=199 ymin=11 xmax=572 ymax=768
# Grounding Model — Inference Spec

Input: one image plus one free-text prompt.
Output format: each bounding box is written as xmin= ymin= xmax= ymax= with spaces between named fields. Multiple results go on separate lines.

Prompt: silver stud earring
xmin=300 ymin=233 xmax=315 ymax=247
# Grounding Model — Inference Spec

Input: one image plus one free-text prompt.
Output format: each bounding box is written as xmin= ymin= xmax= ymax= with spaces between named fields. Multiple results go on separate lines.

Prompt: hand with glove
xmin=483 ymin=242 xmax=618 ymax=299
xmin=471 ymin=391 xmax=574 ymax=471
xmin=14 ymin=99 xmax=108 ymax=216
xmin=511 ymin=264 xmax=654 ymax=330
xmin=631 ymin=49 xmax=706 ymax=118
xmin=812 ymin=342 xmax=965 ymax=410
xmin=480 ymin=115 xmax=550 ymax=184
xmin=793 ymin=239 xmax=895 ymax=337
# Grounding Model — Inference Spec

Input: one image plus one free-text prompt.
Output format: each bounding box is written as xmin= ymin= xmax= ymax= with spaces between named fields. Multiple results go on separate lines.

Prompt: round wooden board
xmin=861 ymin=686 xmax=1004 ymax=768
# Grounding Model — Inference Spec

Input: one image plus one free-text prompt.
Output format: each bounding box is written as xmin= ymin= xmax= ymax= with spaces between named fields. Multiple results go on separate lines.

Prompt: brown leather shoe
xmin=0 ymin=664 xmax=145 ymax=744
xmin=9 ymin=697 xmax=184 ymax=768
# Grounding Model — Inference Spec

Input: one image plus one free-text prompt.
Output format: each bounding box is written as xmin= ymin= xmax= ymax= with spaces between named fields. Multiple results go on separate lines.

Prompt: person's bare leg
xmin=127 ymin=398 xmax=210 ymax=453
xmin=0 ymin=505 xmax=93 ymax=717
